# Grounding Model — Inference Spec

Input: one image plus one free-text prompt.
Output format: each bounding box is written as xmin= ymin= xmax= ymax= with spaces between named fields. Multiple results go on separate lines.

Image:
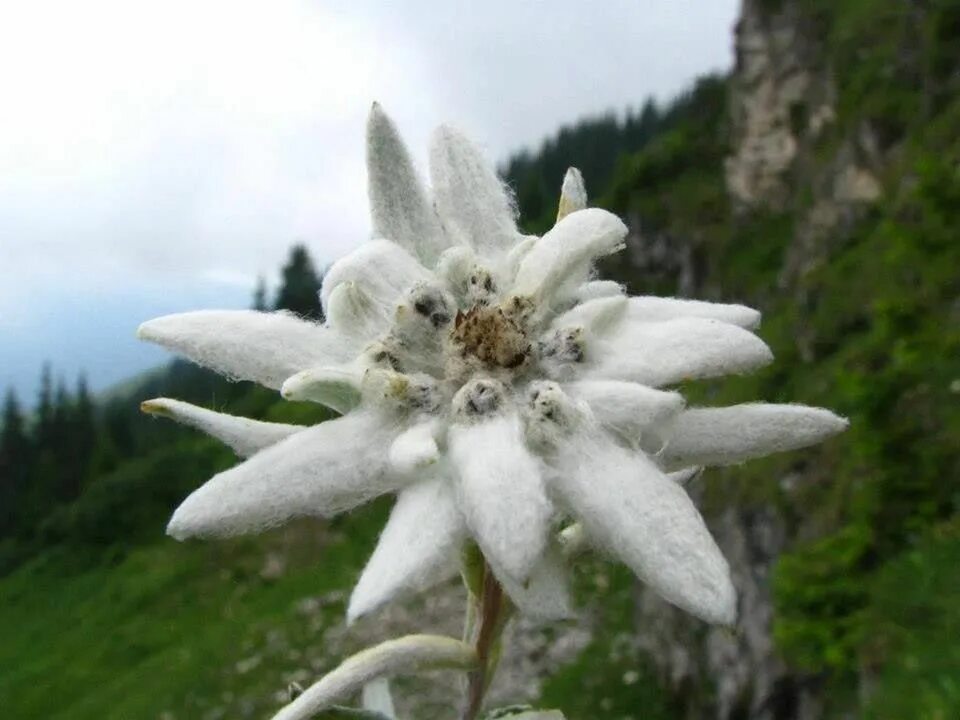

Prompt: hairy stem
xmin=461 ymin=560 xmax=507 ymax=720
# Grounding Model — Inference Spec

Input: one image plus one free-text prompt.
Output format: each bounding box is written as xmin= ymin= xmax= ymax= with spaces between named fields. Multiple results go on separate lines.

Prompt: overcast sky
xmin=0 ymin=0 xmax=739 ymax=404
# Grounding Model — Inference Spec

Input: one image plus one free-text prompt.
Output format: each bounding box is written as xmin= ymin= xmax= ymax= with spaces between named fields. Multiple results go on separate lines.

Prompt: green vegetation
xmin=1 ymin=1 xmax=958 ymax=716
xmin=274 ymin=244 xmax=324 ymax=320
xmin=0 ymin=244 xmax=325 ymax=572
xmin=863 ymin=518 xmax=960 ymax=720
xmin=538 ymin=563 xmax=675 ymax=720
xmin=0 ymin=512 xmax=386 ymax=720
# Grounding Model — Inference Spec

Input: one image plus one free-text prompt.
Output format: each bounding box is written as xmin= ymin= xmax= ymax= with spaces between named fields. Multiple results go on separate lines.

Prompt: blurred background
xmin=0 ymin=0 xmax=957 ymax=718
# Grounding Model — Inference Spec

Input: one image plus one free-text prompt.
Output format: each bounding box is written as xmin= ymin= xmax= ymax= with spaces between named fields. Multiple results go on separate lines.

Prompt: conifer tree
xmin=252 ymin=276 xmax=268 ymax=311
xmin=68 ymin=375 xmax=97 ymax=497
xmin=35 ymin=363 xmax=53 ymax=443
xmin=51 ymin=378 xmax=73 ymax=502
xmin=0 ymin=389 xmax=28 ymax=537
xmin=273 ymin=244 xmax=323 ymax=320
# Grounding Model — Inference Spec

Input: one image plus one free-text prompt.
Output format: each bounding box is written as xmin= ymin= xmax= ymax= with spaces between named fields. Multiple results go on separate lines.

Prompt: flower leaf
xmin=140 ymin=398 xmax=304 ymax=458
xmin=271 ymin=634 xmax=478 ymax=720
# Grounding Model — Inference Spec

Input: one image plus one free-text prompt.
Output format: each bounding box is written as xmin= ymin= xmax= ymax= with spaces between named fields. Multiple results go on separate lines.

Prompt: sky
xmin=0 ymin=0 xmax=739 ymax=404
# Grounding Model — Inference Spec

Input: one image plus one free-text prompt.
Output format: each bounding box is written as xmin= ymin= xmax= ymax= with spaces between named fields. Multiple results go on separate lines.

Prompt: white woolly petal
xmin=563 ymin=380 xmax=685 ymax=448
xmin=660 ymin=404 xmax=849 ymax=470
xmin=390 ymin=282 xmax=457 ymax=377
xmin=281 ymin=365 xmax=362 ymax=414
xmin=361 ymin=678 xmax=396 ymax=719
xmin=388 ymin=421 xmax=441 ymax=476
xmin=429 ymin=124 xmax=519 ymax=255
xmin=569 ymin=279 xmax=624 ymax=304
xmin=271 ymin=634 xmax=477 ymax=720
xmin=448 ymin=413 xmax=552 ymax=582
xmin=436 ymin=245 xmax=478 ymax=305
xmin=495 ymin=547 xmax=574 ymax=623
xmin=586 ymin=317 xmax=773 ymax=387
xmin=366 ymin=103 xmax=448 ymax=266
xmin=558 ymin=465 xmax=700 ymax=558
xmin=358 ymin=368 xmax=442 ymax=416
xmin=325 ymin=281 xmax=392 ymax=351
xmin=550 ymin=427 xmax=736 ymax=625
xmin=511 ymin=208 xmax=627 ymax=303
xmin=166 ymin=411 xmax=401 ymax=539
xmin=550 ymin=296 xmax=628 ymax=335
xmin=137 ymin=310 xmax=350 ymax=390
xmin=628 ymin=296 xmax=761 ymax=329
xmin=504 ymin=234 xmax=538 ymax=285
xmin=556 ymin=167 xmax=587 ymax=221
xmin=557 ymin=471 xmax=699 ymax=562
xmin=348 ymin=477 xmax=465 ymax=624
xmin=320 ymin=239 xmax=430 ymax=313
xmin=141 ymin=398 xmax=303 ymax=458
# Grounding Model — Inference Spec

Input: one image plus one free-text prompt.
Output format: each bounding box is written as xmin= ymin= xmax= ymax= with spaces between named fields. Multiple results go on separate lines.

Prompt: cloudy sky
xmin=0 ymin=0 xmax=739 ymax=404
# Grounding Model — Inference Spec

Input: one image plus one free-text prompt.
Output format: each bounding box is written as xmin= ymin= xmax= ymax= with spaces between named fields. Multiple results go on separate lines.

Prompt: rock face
xmin=613 ymin=211 xmax=702 ymax=297
xmin=725 ymin=0 xmax=834 ymax=211
xmin=632 ymin=487 xmax=824 ymax=720
xmin=626 ymin=2 xmax=886 ymax=718
xmin=724 ymin=0 xmax=880 ymax=226
xmin=724 ymin=0 xmax=882 ymax=368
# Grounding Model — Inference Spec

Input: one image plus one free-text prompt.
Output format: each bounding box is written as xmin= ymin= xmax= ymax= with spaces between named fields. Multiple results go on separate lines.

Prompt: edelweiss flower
xmin=138 ymin=103 xmax=847 ymax=628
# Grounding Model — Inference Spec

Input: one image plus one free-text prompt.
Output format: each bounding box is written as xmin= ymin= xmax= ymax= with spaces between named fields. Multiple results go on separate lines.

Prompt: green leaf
xmin=275 ymin=635 xmax=477 ymax=720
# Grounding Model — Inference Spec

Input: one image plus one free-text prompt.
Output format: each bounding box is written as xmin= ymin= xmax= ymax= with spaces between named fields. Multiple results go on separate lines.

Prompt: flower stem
xmin=461 ymin=559 xmax=508 ymax=720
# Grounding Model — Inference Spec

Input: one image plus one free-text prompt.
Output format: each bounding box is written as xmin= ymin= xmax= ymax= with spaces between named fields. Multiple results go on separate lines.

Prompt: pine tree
xmin=51 ymin=378 xmax=73 ymax=502
xmin=252 ymin=276 xmax=268 ymax=311
xmin=36 ymin=363 xmax=53 ymax=442
xmin=273 ymin=244 xmax=323 ymax=320
xmin=68 ymin=374 xmax=97 ymax=496
xmin=0 ymin=389 xmax=28 ymax=537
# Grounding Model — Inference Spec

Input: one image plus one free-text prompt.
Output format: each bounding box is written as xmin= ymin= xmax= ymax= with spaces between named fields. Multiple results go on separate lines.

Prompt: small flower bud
xmin=362 ymin=369 xmax=441 ymax=414
xmin=539 ymin=327 xmax=585 ymax=363
xmin=451 ymin=378 xmax=507 ymax=419
xmin=399 ymin=281 xmax=454 ymax=330
xmin=466 ymin=265 xmax=498 ymax=307
xmin=537 ymin=327 xmax=586 ymax=379
xmin=359 ymin=341 xmax=404 ymax=372
xmin=524 ymin=380 xmax=582 ymax=449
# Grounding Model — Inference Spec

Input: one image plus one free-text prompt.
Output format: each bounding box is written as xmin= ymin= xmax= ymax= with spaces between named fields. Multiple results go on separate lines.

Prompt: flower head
xmin=138 ymin=104 xmax=847 ymax=628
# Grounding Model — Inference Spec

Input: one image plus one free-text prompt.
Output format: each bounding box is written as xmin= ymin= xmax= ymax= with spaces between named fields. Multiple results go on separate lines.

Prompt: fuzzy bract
xmin=138 ymin=104 xmax=848 ymax=631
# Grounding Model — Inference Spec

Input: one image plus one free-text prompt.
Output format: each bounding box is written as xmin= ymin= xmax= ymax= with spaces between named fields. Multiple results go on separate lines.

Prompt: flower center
xmin=449 ymin=301 xmax=531 ymax=373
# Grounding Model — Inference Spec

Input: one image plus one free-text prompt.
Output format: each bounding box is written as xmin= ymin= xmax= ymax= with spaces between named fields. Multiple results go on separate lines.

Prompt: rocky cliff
xmin=618 ymin=3 xmax=858 ymax=717
xmin=617 ymin=1 xmax=960 ymax=718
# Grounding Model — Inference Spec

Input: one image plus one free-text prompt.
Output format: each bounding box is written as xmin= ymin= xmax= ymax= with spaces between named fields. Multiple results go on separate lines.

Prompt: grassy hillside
xmin=0 ymin=512 xmax=388 ymax=719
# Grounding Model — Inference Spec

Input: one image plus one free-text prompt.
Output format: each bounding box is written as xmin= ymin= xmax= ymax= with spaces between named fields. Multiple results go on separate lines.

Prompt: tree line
xmin=501 ymin=87 xmax=719 ymax=233
xmin=0 ymin=244 xmax=324 ymax=547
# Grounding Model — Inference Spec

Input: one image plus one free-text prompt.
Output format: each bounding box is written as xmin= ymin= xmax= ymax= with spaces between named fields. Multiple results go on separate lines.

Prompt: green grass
xmin=0 ymin=511 xmax=385 ymax=720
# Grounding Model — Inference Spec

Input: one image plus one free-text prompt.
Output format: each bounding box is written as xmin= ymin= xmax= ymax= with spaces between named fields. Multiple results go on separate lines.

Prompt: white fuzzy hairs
xmin=139 ymin=102 xmax=848 ymax=666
